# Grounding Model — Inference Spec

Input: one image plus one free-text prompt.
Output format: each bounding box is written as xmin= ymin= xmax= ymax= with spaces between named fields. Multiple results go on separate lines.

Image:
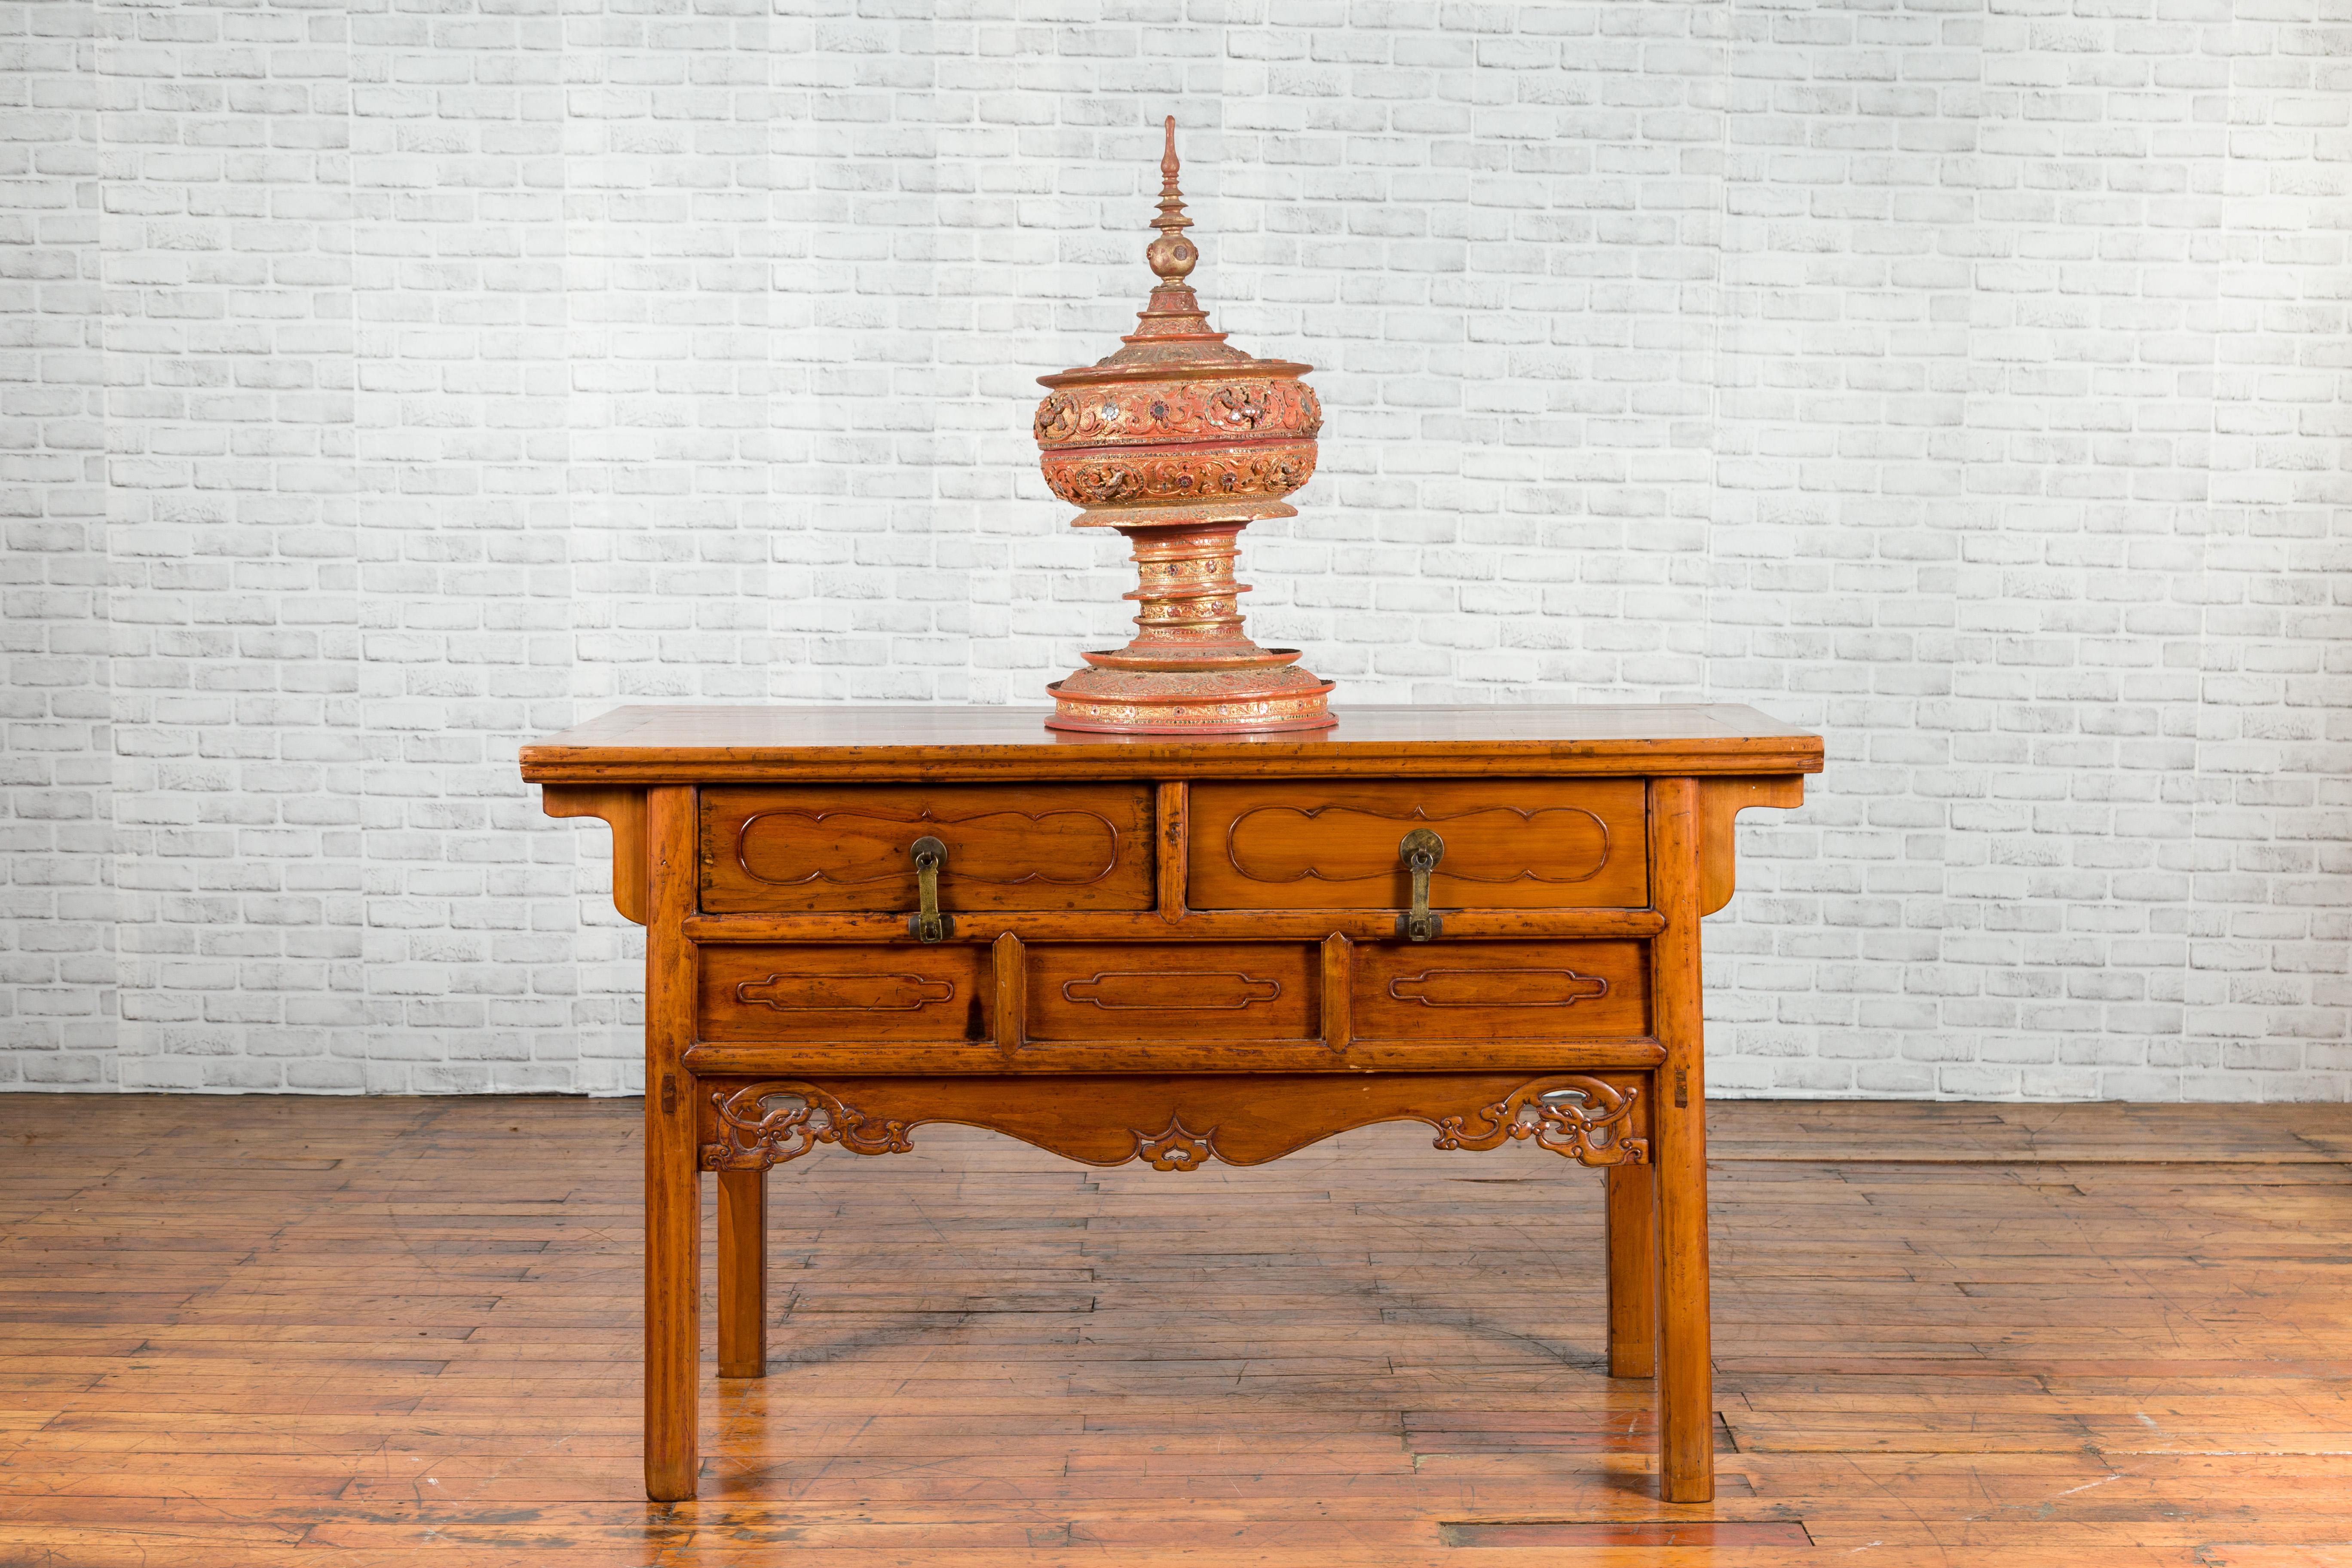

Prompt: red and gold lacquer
xmin=1035 ymin=117 xmax=1335 ymax=735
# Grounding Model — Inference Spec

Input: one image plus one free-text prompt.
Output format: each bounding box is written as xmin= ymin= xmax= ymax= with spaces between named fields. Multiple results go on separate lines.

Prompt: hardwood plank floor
xmin=0 ymin=1095 xmax=2347 ymax=1566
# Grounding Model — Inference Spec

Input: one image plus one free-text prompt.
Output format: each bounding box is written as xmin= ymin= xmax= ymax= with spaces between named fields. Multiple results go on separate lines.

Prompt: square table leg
xmin=1605 ymin=1161 xmax=1657 ymax=1379
xmin=644 ymin=1110 xmax=701 ymax=1501
xmin=717 ymin=1169 xmax=768 ymax=1379
xmin=1653 ymin=1097 xmax=1712 ymax=1501
xmin=644 ymin=785 xmax=702 ymax=1502
xmin=1649 ymin=777 xmax=1715 ymax=1504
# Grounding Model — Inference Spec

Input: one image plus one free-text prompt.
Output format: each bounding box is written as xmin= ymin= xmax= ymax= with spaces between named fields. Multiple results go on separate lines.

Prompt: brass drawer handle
xmin=908 ymin=836 xmax=952 ymax=943
xmin=1397 ymin=827 xmax=1445 ymax=942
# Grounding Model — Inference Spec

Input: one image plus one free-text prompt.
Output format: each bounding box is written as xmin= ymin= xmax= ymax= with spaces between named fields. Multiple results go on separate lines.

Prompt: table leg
xmin=717 ymin=1168 xmax=767 ymax=1379
xmin=644 ymin=785 xmax=701 ymax=1502
xmin=644 ymin=1077 xmax=701 ymax=1500
xmin=1654 ymin=1104 xmax=1712 ymax=1501
xmin=1650 ymin=776 xmax=1715 ymax=1504
xmin=1605 ymin=1161 xmax=1657 ymax=1379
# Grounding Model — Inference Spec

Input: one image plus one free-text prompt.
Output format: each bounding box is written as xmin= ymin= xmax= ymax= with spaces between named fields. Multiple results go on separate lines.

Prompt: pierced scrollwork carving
xmin=1132 ymin=1113 xmax=1219 ymax=1171
xmin=701 ymin=1081 xmax=914 ymax=1173
xmin=1431 ymin=1075 xmax=1647 ymax=1167
xmin=695 ymin=1073 xmax=1645 ymax=1174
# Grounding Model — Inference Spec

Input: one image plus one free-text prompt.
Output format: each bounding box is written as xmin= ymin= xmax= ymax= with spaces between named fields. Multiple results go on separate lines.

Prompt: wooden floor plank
xmin=0 ymin=1095 xmax=2346 ymax=1565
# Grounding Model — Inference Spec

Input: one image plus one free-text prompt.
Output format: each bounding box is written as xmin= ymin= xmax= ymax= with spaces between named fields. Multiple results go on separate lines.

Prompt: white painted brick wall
xmin=3 ymin=0 xmax=2346 ymax=1099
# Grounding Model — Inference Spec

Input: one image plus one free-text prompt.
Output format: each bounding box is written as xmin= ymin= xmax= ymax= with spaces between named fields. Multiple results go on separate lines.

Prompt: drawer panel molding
xmin=1062 ymin=970 xmax=1284 ymax=1011
xmin=737 ymin=806 xmax=1118 ymax=888
xmin=735 ymin=973 xmax=955 ymax=1012
xmin=1023 ymin=943 xmax=1318 ymax=1044
xmin=1188 ymin=781 xmax=1649 ymax=910
xmin=702 ymin=784 xmax=1155 ymax=914
xmin=1354 ymin=940 xmax=1649 ymax=1041
xmin=1227 ymin=804 xmax=1611 ymax=884
xmin=1387 ymin=966 xmax=1610 ymax=1009
xmin=700 ymin=945 xmax=989 ymax=1043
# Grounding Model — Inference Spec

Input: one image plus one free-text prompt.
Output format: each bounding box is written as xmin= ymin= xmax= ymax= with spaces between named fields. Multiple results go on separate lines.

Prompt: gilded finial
xmin=1146 ymin=115 xmax=1197 ymax=285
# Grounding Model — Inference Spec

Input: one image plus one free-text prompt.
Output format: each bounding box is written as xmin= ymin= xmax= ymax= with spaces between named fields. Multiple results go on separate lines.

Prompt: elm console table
xmin=520 ymin=704 xmax=1822 ymax=1504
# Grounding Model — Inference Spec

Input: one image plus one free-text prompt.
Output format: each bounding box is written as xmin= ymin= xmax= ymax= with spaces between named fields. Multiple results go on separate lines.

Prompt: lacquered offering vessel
xmin=1035 ymin=118 xmax=1335 ymax=735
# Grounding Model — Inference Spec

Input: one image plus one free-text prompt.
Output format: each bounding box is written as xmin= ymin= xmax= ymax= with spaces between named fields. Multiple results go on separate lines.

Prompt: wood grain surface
xmin=539 ymin=786 xmax=648 ymax=924
xmin=520 ymin=704 xmax=1827 ymax=784
xmin=1350 ymin=938 xmax=1650 ymax=1042
xmin=1649 ymin=775 xmax=1715 ymax=1502
xmin=641 ymin=787 xmax=701 ymax=1501
xmin=553 ymin=706 xmax=1815 ymax=1502
xmin=3 ymin=1094 xmax=2346 ymax=1565
xmin=1185 ymin=778 xmax=1650 ymax=911
xmin=696 ymin=945 xmax=992 ymax=1045
xmin=1021 ymin=941 xmax=1320 ymax=1044
xmin=699 ymin=784 xmax=1155 ymax=915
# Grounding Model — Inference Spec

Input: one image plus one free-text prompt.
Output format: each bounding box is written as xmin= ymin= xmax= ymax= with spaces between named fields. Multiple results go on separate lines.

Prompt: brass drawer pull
xmin=908 ymin=836 xmax=952 ymax=943
xmin=1397 ymin=827 xmax=1445 ymax=942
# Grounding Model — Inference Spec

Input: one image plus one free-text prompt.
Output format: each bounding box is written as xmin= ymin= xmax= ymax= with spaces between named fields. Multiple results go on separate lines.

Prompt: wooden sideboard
xmin=521 ymin=704 xmax=1823 ymax=1504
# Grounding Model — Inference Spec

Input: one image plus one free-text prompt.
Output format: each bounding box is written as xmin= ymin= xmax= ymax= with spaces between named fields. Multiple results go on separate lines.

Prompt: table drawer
xmin=700 ymin=944 xmax=990 ymax=1043
xmin=1186 ymin=780 xmax=1648 ymax=911
xmin=1352 ymin=940 xmax=1649 ymax=1041
xmin=701 ymin=784 xmax=1155 ymax=915
xmin=1023 ymin=942 xmax=1319 ymax=1045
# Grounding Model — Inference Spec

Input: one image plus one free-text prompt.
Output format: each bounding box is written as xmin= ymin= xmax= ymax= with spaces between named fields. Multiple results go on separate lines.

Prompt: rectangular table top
xmin=520 ymin=703 xmax=1824 ymax=784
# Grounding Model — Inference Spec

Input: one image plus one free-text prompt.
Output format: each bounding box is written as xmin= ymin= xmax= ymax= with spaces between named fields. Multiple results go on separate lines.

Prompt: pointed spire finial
xmin=1093 ymin=115 xmax=1248 ymax=365
xmin=1145 ymin=116 xmax=1197 ymax=286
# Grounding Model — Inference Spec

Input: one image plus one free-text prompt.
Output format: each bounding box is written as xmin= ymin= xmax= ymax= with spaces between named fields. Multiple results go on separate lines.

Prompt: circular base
xmin=1044 ymin=677 xmax=1335 ymax=735
xmin=1045 ymin=707 xmax=1337 ymax=736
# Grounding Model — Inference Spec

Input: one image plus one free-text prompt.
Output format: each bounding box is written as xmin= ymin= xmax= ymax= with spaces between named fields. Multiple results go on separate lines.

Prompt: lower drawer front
xmin=1352 ymin=940 xmax=1648 ymax=1041
xmin=700 ymin=945 xmax=989 ymax=1043
xmin=695 ymin=938 xmax=1649 ymax=1055
xmin=1025 ymin=943 xmax=1319 ymax=1044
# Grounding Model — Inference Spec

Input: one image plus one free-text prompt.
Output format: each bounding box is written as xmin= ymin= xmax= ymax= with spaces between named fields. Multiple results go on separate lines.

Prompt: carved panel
xmin=1187 ymin=781 xmax=1649 ymax=910
xmin=1132 ymin=1113 xmax=1218 ymax=1170
xmin=695 ymin=1072 xmax=1648 ymax=1173
xmin=1023 ymin=943 xmax=1317 ymax=1044
xmin=702 ymin=1081 xmax=914 ymax=1172
xmin=701 ymin=784 xmax=1155 ymax=914
xmin=699 ymin=945 xmax=989 ymax=1044
xmin=1429 ymin=1075 xmax=1645 ymax=1164
xmin=1354 ymin=941 xmax=1649 ymax=1041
